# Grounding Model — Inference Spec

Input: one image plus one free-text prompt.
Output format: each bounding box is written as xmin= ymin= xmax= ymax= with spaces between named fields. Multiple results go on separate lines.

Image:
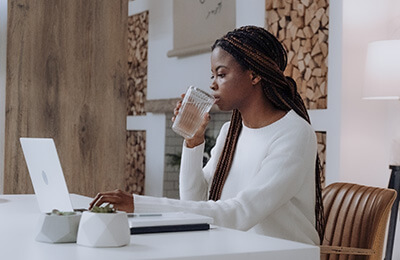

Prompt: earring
xmin=252 ymin=75 xmax=261 ymax=85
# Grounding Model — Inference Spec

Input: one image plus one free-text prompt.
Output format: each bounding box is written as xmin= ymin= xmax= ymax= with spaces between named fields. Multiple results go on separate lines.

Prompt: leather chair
xmin=320 ymin=182 xmax=396 ymax=260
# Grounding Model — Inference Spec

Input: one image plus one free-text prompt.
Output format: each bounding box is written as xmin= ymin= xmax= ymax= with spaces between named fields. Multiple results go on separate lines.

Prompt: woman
xmin=90 ymin=26 xmax=324 ymax=245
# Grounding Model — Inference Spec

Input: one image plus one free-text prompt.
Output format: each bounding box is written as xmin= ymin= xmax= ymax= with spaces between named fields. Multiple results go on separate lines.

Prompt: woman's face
xmin=210 ymin=47 xmax=254 ymax=111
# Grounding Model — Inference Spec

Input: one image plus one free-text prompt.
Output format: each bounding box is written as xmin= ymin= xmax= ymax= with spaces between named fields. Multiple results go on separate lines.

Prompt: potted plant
xmin=35 ymin=209 xmax=81 ymax=243
xmin=76 ymin=204 xmax=130 ymax=247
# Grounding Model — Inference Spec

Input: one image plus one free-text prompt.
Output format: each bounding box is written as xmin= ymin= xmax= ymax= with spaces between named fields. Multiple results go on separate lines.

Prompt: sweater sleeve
xmin=134 ymin=122 xmax=317 ymax=233
xmin=178 ymin=122 xmax=230 ymax=201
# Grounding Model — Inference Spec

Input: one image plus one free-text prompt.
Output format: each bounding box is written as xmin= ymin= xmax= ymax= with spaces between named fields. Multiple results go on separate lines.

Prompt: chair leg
xmin=384 ymin=165 xmax=400 ymax=260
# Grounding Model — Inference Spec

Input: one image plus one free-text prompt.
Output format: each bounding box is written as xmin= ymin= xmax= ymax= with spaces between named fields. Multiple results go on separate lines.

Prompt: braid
xmin=209 ymin=25 xmax=325 ymax=244
xmin=209 ymin=109 xmax=242 ymax=200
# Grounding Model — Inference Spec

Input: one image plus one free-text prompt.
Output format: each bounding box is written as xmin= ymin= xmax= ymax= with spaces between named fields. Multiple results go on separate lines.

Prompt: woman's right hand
xmin=89 ymin=189 xmax=134 ymax=213
xmin=172 ymin=94 xmax=210 ymax=148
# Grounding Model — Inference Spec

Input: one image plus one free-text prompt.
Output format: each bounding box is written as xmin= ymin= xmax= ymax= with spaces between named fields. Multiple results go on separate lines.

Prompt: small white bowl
xmin=76 ymin=211 xmax=130 ymax=247
xmin=35 ymin=212 xmax=81 ymax=243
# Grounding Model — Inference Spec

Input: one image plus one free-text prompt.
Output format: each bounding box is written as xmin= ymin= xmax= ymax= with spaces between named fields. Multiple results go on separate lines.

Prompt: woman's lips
xmin=213 ymin=96 xmax=220 ymax=104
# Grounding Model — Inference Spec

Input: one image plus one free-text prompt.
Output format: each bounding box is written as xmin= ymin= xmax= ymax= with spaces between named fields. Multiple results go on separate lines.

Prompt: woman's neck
xmin=239 ymin=90 xmax=287 ymax=128
xmin=241 ymin=108 xmax=287 ymax=128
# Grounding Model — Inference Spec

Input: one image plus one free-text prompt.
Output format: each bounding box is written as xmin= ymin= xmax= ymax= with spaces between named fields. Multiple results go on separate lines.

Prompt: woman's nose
xmin=210 ymin=81 xmax=217 ymax=91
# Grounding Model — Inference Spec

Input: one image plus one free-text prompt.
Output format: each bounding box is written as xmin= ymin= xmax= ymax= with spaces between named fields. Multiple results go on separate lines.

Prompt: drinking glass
xmin=172 ymin=86 xmax=215 ymax=139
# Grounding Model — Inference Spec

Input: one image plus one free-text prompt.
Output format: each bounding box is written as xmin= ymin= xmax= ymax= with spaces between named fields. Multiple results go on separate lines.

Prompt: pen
xmin=127 ymin=213 xmax=163 ymax=218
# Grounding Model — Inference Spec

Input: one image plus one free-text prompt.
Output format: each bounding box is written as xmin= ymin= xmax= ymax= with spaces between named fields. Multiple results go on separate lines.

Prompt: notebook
xmin=20 ymin=137 xmax=75 ymax=213
xmin=128 ymin=212 xmax=214 ymax=234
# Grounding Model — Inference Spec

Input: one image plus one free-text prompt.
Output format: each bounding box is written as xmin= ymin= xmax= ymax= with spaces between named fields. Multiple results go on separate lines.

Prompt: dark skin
xmin=89 ymin=47 xmax=286 ymax=212
xmin=89 ymin=189 xmax=134 ymax=212
xmin=210 ymin=47 xmax=286 ymax=128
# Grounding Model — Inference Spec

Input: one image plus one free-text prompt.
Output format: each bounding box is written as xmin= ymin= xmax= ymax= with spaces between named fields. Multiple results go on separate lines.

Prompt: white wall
xmin=130 ymin=0 xmax=216 ymax=100
xmin=126 ymin=114 xmax=166 ymax=197
xmin=341 ymin=0 xmax=400 ymax=187
xmin=342 ymin=0 xmax=400 ymax=258
xmin=0 ymin=0 xmax=7 ymax=194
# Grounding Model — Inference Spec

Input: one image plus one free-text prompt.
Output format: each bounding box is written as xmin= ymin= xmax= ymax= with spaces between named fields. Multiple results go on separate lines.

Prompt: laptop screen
xmin=20 ymin=138 xmax=74 ymax=213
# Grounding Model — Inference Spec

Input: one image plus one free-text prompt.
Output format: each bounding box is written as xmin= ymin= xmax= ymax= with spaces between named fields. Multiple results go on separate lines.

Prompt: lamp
xmin=363 ymin=39 xmax=400 ymax=260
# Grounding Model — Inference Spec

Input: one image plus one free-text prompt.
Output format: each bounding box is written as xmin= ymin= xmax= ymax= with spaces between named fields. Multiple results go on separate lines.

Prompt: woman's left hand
xmin=172 ymin=94 xmax=211 ymax=148
xmin=184 ymin=112 xmax=210 ymax=148
xmin=89 ymin=189 xmax=134 ymax=213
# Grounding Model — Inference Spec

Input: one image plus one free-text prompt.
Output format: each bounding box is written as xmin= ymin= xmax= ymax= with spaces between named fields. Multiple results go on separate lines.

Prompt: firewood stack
xmin=266 ymin=0 xmax=329 ymax=109
xmin=127 ymin=11 xmax=148 ymax=116
xmin=125 ymin=11 xmax=149 ymax=195
xmin=125 ymin=132 xmax=146 ymax=195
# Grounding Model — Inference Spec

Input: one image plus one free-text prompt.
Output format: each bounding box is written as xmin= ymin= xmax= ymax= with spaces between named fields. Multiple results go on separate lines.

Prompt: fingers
xmin=89 ymin=189 xmax=134 ymax=213
xmin=184 ymin=113 xmax=211 ymax=148
xmin=173 ymin=102 xmax=181 ymax=116
xmin=91 ymin=195 xmax=120 ymax=209
xmin=89 ymin=189 xmax=124 ymax=209
xmin=89 ymin=193 xmax=103 ymax=209
xmin=198 ymin=113 xmax=210 ymax=133
xmin=173 ymin=100 xmax=182 ymax=116
xmin=172 ymin=94 xmax=185 ymax=122
xmin=193 ymin=113 xmax=210 ymax=137
xmin=90 ymin=191 xmax=113 ymax=208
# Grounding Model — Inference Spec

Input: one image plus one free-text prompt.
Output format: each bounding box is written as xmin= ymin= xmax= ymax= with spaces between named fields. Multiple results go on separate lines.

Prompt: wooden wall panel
xmin=5 ymin=0 xmax=128 ymax=196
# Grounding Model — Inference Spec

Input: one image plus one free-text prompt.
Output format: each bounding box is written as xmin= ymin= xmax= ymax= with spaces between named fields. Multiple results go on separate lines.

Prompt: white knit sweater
xmin=134 ymin=110 xmax=319 ymax=245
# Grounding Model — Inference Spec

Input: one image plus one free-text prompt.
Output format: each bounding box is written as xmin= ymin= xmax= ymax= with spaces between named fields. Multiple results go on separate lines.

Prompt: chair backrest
xmin=321 ymin=182 xmax=396 ymax=260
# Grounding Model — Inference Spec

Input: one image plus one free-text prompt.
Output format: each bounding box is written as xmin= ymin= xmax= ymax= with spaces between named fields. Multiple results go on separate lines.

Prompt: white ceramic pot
xmin=76 ymin=211 xmax=130 ymax=247
xmin=35 ymin=213 xmax=81 ymax=243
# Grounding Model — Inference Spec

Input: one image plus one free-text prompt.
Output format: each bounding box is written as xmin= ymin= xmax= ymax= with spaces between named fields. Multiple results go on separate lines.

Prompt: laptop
xmin=20 ymin=137 xmax=214 ymax=234
xmin=20 ymin=137 xmax=74 ymax=213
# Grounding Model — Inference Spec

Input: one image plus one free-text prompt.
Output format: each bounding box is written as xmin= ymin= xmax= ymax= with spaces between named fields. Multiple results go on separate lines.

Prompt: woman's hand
xmin=171 ymin=93 xmax=185 ymax=123
xmin=89 ymin=189 xmax=134 ymax=213
xmin=172 ymin=94 xmax=211 ymax=148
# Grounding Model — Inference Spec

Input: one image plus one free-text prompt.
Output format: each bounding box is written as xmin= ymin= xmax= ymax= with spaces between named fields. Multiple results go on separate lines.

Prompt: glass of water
xmin=172 ymin=86 xmax=215 ymax=139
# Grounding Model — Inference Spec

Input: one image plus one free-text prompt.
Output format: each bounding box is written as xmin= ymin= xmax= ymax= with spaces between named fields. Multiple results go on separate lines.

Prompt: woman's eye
xmin=211 ymin=73 xmax=225 ymax=80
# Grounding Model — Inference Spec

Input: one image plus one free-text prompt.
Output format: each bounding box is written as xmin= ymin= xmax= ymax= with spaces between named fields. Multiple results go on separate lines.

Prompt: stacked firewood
xmin=127 ymin=11 xmax=148 ymax=116
xmin=266 ymin=0 xmax=329 ymax=109
xmin=125 ymin=11 xmax=149 ymax=195
xmin=125 ymin=131 xmax=146 ymax=195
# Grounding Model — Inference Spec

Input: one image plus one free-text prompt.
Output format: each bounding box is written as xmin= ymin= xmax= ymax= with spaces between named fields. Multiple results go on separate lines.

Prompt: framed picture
xmin=167 ymin=0 xmax=236 ymax=57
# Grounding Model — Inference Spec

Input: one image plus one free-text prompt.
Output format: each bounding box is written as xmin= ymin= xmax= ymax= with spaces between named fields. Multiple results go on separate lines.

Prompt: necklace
xmin=243 ymin=110 xmax=287 ymax=128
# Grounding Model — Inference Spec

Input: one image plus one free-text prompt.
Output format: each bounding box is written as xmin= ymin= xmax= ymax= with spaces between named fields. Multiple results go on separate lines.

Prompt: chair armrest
xmin=320 ymin=245 xmax=375 ymax=256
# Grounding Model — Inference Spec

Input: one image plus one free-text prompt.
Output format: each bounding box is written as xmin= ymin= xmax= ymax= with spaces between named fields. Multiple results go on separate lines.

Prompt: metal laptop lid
xmin=20 ymin=138 xmax=74 ymax=213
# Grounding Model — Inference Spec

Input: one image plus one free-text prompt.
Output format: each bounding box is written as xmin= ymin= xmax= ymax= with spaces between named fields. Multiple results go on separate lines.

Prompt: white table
xmin=0 ymin=194 xmax=319 ymax=260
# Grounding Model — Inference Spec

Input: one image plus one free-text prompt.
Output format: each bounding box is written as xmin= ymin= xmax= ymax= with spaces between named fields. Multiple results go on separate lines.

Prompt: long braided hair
xmin=208 ymin=25 xmax=325 ymax=244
